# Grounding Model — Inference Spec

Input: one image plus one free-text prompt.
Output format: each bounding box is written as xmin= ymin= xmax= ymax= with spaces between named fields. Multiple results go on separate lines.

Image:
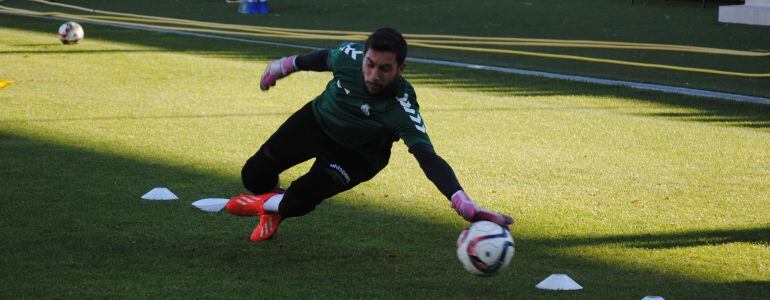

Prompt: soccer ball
xmin=456 ymin=221 xmax=515 ymax=276
xmin=58 ymin=21 xmax=84 ymax=44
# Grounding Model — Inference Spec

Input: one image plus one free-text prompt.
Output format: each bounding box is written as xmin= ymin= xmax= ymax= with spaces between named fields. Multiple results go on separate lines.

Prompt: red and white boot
xmin=226 ymin=190 xmax=285 ymax=241
xmin=225 ymin=192 xmax=279 ymax=217
xmin=250 ymin=213 xmax=282 ymax=241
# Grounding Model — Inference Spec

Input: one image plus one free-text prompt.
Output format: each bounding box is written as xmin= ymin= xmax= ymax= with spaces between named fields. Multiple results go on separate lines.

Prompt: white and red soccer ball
xmin=58 ymin=21 xmax=84 ymax=44
xmin=457 ymin=221 xmax=515 ymax=276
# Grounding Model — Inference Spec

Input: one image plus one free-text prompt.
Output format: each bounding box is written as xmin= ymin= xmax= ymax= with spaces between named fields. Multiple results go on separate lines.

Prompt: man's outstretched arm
xmin=409 ymin=143 xmax=514 ymax=228
xmin=260 ymin=49 xmax=331 ymax=90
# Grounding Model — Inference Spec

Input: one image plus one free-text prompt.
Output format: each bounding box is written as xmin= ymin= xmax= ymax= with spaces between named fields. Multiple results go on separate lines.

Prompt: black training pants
xmin=241 ymin=101 xmax=382 ymax=218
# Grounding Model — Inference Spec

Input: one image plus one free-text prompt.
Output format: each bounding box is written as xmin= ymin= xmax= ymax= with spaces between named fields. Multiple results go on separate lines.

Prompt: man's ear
xmin=398 ymin=62 xmax=406 ymax=75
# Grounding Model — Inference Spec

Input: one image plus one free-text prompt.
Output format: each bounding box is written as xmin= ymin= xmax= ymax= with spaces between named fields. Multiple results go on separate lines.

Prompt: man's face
xmin=362 ymin=49 xmax=404 ymax=94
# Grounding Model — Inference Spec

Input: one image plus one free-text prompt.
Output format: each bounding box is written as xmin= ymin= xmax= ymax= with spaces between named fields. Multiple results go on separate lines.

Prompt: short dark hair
xmin=364 ymin=28 xmax=407 ymax=65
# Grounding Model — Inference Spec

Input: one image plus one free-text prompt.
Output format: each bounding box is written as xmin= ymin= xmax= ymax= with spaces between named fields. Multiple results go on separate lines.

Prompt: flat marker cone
xmin=535 ymin=274 xmax=583 ymax=291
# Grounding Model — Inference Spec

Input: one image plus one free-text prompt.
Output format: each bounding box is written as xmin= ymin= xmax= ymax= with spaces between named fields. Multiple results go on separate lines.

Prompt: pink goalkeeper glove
xmin=451 ymin=190 xmax=514 ymax=228
xmin=259 ymin=55 xmax=298 ymax=91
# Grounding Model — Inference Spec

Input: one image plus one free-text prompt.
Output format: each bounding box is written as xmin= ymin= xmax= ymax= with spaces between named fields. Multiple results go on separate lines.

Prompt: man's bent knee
xmin=241 ymin=147 xmax=280 ymax=194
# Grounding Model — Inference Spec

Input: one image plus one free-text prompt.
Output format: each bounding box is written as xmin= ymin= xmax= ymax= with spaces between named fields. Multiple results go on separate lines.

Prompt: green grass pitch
xmin=1 ymin=2 xmax=769 ymax=299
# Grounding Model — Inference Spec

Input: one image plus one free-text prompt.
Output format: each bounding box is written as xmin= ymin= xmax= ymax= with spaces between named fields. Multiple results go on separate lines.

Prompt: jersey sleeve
xmin=386 ymin=88 xmax=432 ymax=148
xmin=295 ymin=49 xmax=330 ymax=72
xmin=327 ymin=42 xmax=364 ymax=72
xmin=410 ymin=143 xmax=462 ymax=199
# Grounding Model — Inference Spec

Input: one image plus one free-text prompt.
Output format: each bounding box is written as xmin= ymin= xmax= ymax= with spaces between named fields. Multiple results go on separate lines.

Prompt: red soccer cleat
xmin=250 ymin=213 xmax=282 ymax=241
xmin=225 ymin=192 xmax=279 ymax=217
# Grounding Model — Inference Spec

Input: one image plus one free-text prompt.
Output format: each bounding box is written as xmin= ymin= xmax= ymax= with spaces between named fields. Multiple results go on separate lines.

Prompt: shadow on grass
xmin=3 ymin=14 xmax=770 ymax=130
xmin=534 ymin=227 xmax=770 ymax=250
xmin=1 ymin=130 xmax=768 ymax=299
xmin=6 ymin=111 xmax=293 ymax=123
xmin=0 ymin=49 xmax=169 ymax=55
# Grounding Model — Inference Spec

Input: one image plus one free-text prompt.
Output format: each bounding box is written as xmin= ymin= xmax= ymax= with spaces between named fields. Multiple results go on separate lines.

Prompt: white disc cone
xmin=535 ymin=274 xmax=583 ymax=290
xmin=141 ymin=187 xmax=179 ymax=200
xmin=192 ymin=198 xmax=229 ymax=212
xmin=641 ymin=297 xmax=665 ymax=300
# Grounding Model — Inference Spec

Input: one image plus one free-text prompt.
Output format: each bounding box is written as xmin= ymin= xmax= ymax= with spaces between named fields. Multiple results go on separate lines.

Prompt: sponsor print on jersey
xmin=396 ymin=93 xmax=426 ymax=133
xmin=340 ymin=43 xmax=363 ymax=61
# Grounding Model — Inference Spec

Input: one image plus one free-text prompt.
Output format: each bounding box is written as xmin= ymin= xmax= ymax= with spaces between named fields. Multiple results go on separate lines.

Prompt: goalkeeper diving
xmin=225 ymin=28 xmax=513 ymax=241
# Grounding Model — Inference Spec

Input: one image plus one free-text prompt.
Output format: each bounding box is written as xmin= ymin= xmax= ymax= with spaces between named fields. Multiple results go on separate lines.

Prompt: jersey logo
xmin=336 ymin=80 xmax=350 ymax=95
xmin=360 ymin=104 xmax=371 ymax=116
xmin=340 ymin=43 xmax=363 ymax=61
xmin=396 ymin=93 xmax=426 ymax=133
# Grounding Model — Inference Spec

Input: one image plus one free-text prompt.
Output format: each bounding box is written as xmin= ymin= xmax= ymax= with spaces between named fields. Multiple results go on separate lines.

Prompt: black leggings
xmin=241 ymin=102 xmax=382 ymax=218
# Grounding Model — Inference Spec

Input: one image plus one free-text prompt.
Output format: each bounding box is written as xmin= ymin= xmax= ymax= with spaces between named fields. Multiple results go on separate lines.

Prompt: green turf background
xmin=2 ymin=0 xmax=770 ymax=97
xmin=1 ymin=1 xmax=769 ymax=299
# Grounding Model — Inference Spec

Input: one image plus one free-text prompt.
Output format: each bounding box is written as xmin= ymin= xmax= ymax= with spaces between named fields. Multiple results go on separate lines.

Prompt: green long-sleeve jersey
xmin=311 ymin=42 xmax=431 ymax=170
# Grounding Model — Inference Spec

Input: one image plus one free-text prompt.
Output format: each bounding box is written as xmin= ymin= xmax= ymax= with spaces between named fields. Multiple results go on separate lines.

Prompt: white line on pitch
xmin=11 ymin=13 xmax=770 ymax=105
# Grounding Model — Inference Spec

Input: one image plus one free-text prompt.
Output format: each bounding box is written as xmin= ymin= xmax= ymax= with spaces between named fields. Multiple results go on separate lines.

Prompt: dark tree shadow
xmin=530 ymin=227 xmax=770 ymax=250
xmin=0 ymin=49 xmax=169 ymax=55
xmin=1 ymin=130 xmax=768 ymax=299
xmin=6 ymin=111 xmax=293 ymax=123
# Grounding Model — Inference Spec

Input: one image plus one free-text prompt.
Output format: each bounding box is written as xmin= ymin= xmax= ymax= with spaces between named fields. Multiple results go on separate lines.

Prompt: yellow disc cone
xmin=0 ymin=80 xmax=13 ymax=89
